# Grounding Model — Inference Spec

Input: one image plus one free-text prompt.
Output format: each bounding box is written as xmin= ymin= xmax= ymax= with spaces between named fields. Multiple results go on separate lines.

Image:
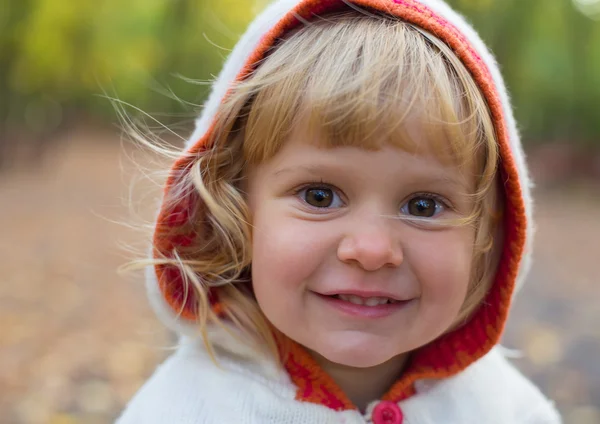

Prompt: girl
xmin=117 ymin=0 xmax=561 ymax=423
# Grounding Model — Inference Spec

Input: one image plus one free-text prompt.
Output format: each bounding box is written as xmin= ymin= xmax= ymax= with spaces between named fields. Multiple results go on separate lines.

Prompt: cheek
xmin=414 ymin=228 xmax=474 ymax=311
xmin=251 ymin=211 xmax=333 ymax=295
xmin=250 ymin=211 xmax=337 ymax=334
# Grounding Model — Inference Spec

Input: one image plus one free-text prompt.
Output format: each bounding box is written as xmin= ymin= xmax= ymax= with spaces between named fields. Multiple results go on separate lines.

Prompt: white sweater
xmin=116 ymin=336 xmax=560 ymax=424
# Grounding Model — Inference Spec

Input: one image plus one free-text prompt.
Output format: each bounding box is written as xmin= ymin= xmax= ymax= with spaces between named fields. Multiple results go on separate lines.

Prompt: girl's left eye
xmin=297 ymin=186 xmax=344 ymax=208
xmin=401 ymin=195 xmax=446 ymax=218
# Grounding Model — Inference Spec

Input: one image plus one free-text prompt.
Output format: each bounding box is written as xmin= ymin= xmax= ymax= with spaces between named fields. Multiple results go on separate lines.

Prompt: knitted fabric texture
xmin=116 ymin=341 xmax=560 ymax=423
xmin=147 ymin=0 xmax=534 ymax=412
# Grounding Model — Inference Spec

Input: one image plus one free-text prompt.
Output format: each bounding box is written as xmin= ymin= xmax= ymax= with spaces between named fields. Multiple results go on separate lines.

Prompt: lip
xmin=318 ymin=289 xmax=406 ymax=302
xmin=314 ymin=292 xmax=414 ymax=319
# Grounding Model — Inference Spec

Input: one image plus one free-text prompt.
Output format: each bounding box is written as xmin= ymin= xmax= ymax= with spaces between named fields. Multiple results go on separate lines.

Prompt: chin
xmin=315 ymin=343 xmax=396 ymax=368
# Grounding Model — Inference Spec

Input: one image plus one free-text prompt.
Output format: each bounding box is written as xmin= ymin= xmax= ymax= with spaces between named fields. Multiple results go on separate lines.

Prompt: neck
xmin=311 ymin=351 xmax=409 ymax=412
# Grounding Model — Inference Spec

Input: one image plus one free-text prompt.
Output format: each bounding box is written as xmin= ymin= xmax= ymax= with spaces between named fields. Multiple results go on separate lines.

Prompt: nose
xmin=337 ymin=220 xmax=403 ymax=271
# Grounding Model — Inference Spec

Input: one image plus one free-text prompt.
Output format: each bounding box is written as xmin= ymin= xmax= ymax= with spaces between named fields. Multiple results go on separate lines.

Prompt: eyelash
xmin=293 ymin=182 xmax=452 ymax=213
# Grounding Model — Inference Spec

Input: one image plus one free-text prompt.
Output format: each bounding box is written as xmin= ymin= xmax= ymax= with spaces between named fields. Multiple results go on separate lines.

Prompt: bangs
xmin=233 ymin=12 xmax=497 ymax=177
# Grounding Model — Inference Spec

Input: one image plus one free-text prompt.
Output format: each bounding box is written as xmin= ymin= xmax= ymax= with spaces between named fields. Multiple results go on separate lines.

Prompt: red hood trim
xmin=153 ymin=0 xmax=526 ymax=410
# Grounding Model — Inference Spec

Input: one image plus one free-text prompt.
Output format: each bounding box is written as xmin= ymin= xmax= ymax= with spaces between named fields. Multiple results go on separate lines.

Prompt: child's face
xmin=246 ymin=128 xmax=477 ymax=368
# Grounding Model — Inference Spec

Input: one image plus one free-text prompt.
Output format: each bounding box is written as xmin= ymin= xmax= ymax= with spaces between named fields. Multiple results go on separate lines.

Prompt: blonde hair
xmin=144 ymin=12 xmax=503 ymax=361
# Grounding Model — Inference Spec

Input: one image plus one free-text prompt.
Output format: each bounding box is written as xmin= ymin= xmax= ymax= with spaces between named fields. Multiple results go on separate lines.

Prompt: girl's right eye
xmin=297 ymin=186 xmax=344 ymax=208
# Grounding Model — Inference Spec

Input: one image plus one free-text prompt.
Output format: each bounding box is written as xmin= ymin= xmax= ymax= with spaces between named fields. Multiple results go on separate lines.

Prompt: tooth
xmin=348 ymin=295 xmax=365 ymax=305
xmin=377 ymin=298 xmax=390 ymax=305
xmin=365 ymin=297 xmax=380 ymax=307
xmin=338 ymin=294 xmax=350 ymax=302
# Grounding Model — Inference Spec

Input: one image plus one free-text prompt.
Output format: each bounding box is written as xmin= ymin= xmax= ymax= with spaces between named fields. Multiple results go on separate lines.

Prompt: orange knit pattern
xmin=152 ymin=0 xmax=526 ymax=411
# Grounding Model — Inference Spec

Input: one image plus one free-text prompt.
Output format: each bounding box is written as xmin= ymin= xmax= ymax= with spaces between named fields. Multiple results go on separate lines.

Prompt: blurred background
xmin=0 ymin=0 xmax=599 ymax=422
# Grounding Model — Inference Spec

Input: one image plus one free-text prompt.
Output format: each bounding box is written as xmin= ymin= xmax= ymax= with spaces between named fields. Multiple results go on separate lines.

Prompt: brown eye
xmin=407 ymin=197 xmax=439 ymax=217
xmin=305 ymin=188 xmax=334 ymax=207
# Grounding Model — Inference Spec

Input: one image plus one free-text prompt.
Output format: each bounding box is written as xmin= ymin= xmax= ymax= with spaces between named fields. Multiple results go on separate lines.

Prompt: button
xmin=371 ymin=401 xmax=403 ymax=424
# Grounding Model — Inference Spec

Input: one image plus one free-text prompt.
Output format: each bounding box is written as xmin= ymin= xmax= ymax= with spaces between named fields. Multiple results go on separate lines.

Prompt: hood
xmin=147 ymin=0 xmax=534 ymax=411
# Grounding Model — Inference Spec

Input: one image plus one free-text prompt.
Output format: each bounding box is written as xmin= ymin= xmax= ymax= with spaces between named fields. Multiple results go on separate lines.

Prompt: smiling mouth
xmin=329 ymin=294 xmax=400 ymax=306
xmin=317 ymin=292 xmax=411 ymax=318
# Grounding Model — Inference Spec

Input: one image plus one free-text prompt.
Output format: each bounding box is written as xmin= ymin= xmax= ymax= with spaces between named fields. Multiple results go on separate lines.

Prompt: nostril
xmin=337 ymin=233 xmax=403 ymax=271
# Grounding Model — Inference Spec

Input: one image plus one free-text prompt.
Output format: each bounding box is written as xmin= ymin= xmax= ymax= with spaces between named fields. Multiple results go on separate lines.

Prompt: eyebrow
xmin=273 ymin=164 xmax=329 ymax=177
xmin=272 ymin=164 xmax=470 ymax=190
